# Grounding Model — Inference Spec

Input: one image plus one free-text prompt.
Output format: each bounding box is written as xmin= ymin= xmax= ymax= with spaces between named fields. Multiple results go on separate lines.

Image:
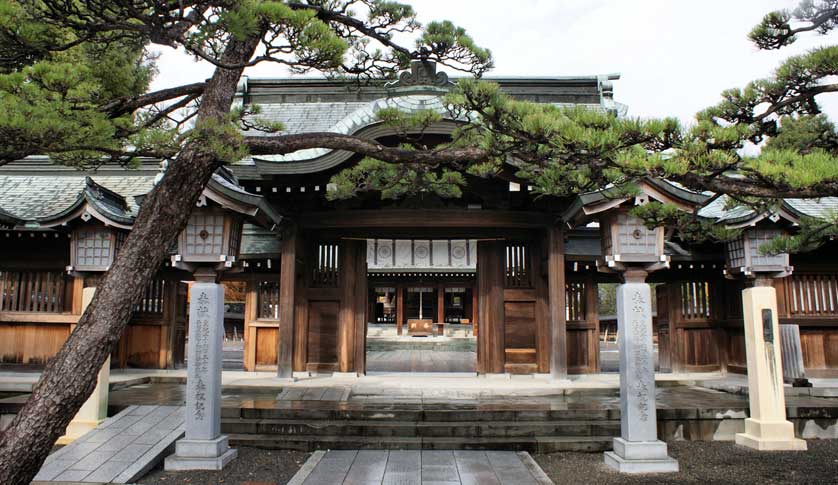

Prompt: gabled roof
xmin=232 ymin=63 xmax=623 ymax=178
xmin=0 ymin=206 xmax=20 ymax=228
xmin=202 ymin=167 xmax=283 ymax=228
xmin=697 ymin=195 xmax=838 ymax=228
xmin=562 ymin=178 xmax=711 ymax=226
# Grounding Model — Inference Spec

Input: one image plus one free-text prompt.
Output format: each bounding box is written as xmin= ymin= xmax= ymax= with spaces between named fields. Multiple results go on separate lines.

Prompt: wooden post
xmin=472 ymin=285 xmax=478 ymax=336
xmin=243 ymin=278 xmax=258 ymax=372
xmin=585 ymin=275 xmax=600 ymax=373
xmin=534 ymin=235 xmax=550 ymax=373
xmin=396 ymin=286 xmax=404 ymax=336
xmin=292 ymin=233 xmax=308 ymax=372
xmin=437 ymin=285 xmax=445 ymax=324
xmin=277 ymin=225 xmax=298 ymax=378
xmin=353 ymin=242 xmax=368 ymax=375
xmin=548 ymin=226 xmax=568 ymax=379
xmin=337 ymin=239 xmax=365 ymax=373
xmin=477 ymin=240 xmax=505 ymax=374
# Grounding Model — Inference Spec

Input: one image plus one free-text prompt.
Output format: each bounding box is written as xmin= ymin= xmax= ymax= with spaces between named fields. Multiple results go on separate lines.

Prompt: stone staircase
xmin=221 ymin=403 xmax=619 ymax=453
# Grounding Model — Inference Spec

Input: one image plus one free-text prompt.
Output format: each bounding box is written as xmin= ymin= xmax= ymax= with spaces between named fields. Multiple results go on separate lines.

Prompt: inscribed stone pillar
xmin=165 ymin=276 xmax=237 ymax=470
xmin=604 ymin=273 xmax=678 ymax=473
xmin=735 ymin=283 xmax=807 ymax=451
xmin=58 ymin=287 xmax=109 ymax=444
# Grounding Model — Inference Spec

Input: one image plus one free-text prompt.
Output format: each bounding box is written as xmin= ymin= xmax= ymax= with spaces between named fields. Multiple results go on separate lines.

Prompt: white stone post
xmin=604 ymin=270 xmax=678 ymax=474
xmin=58 ymin=287 xmax=110 ymax=444
xmin=165 ymin=271 xmax=237 ymax=470
xmin=735 ymin=280 xmax=807 ymax=451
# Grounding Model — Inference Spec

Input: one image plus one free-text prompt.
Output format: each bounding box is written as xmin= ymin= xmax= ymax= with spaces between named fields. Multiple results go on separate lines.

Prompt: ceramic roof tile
xmin=0 ymin=174 xmax=155 ymax=220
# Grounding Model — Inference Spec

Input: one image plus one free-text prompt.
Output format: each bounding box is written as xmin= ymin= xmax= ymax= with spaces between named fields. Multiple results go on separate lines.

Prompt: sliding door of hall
xmin=477 ymin=239 xmax=550 ymax=374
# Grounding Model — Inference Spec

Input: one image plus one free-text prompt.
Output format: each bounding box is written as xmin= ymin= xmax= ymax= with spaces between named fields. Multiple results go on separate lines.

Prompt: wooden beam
xmin=535 ymin=235 xmax=550 ymax=373
xmin=337 ymin=239 xmax=363 ymax=372
xmin=277 ymin=225 xmax=298 ymax=378
xmin=299 ymin=210 xmax=553 ymax=229
xmin=548 ymin=226 xmax=568 ymax=379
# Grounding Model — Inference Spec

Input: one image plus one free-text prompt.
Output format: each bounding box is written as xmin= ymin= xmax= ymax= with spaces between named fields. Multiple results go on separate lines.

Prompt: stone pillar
xmin=165 ymin=270 xmax=237 ymax=470
xmin=735 ymin=280 xmax=807 ymax=451
xmin=58 ymin=287 xmax=110 ymax=444
xmin=604 ymin=270 xmax=678 ymax=474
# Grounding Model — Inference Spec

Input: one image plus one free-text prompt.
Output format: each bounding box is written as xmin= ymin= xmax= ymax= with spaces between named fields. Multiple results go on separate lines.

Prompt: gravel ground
xmin=135 ymin=440 xmax=838 ymax=484
xmin=138 ymin=447 xmax=309 ymax=485
xmin=534 ymin=440 xmax=838 ymax=484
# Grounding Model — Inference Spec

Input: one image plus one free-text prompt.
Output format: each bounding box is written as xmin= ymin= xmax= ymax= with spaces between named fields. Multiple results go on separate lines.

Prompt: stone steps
xmin=226 ymin=433 xmax=613 ymax=453
xmin=221 ymin=418 xmax=621 ymax=438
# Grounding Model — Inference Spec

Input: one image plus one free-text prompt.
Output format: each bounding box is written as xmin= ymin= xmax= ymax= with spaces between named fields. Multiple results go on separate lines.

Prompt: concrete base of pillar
xmin=735 ymin=418 xmax=807 ymax=451
xmin=604 ymin=438 xmax=679 ymax=474
xmin=56 ymin=419 xmax=105 ymax=445
xmin=164 ymin=436 xmax=237 ymax=471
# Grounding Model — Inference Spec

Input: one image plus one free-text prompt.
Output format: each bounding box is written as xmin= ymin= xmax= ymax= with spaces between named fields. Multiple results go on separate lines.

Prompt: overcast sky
xmin=151 ymin=0 xmax=838 ymax=125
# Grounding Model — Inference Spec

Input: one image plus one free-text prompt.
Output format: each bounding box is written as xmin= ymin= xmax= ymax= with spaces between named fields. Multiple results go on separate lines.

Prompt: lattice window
xmin=133 ymin=279 xmax=166 ymax=315
xmin=184 ymin=213 xmax=225 ymax=256
xmin=725 ymin=237 xmax=746 ymax=269
xmin=75 ymin=228 xmax=113 ymax=269
xmin=0 ymin=271 xmax=68 ymax=313
xmin=312 ymin=242 xmax=339 ymax=287
xmin=679 ymin=281 xmax=713 ymax=320
xmin=505 ymin=243 xmax=531 ymax=288
xmin=258 ymin=280 xmax=281 ymax=319
xmin=566 ymin=282 xmax=587 ymax=321
xmin=788 ymin=274 xmax=838 ymax=316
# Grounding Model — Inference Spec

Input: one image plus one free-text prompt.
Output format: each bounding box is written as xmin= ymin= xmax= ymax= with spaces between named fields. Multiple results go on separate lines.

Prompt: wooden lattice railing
xmin=257 ymin=280 xmax=280 ymax=319
xmin=133 ymin=279 xmax=166 ymax=315
xmin=0 ymin=271 xmax=69 ymax=313
xmin=566 ymin=282 xmax=586 ymax=322
xmin=785 ymin=274 xmax=838 ymax=317
xmin=678 ymin=281 xmax=713 ymax=321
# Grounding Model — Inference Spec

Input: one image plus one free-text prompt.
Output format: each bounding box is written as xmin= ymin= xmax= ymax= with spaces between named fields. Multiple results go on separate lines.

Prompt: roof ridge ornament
xmin=386 ymin=60 xmax=450 ymax=91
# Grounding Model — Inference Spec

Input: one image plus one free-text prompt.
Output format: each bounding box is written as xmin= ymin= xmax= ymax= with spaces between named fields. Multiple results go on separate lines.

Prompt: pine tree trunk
xmin=0 ymin=36 xmax=260 ymax=484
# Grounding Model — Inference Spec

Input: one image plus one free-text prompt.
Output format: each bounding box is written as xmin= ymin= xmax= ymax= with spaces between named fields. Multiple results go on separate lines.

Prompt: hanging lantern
xmin=725 ymin=227 xmax=791 ymax=277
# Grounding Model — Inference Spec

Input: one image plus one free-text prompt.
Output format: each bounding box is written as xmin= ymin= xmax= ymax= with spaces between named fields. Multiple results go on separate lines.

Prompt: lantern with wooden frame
xmin=725 ymin=226 xmax=792 ymax=278
xmin=172 ymin=199 xmax=244 ymax=271
xmin=171 ymin=168 xmax=282 ymax=272
xmin=599 ymin=209 xmax=669 ymax=272
xmin=68 ymin=223 xmax=127 ymax=273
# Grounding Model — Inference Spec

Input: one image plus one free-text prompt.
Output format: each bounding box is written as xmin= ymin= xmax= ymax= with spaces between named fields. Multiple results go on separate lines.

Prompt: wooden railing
xmin=566 ymin=282 xmax=586 ymax=322
xmin=312 ymin=242 xmax=339 ymax=287
xmin=0 ymin=271 xmax=69 ymax=313
xmin=257 ymin=280 xmax=280 ymax=320
xmin=133 ymin=279 xmax=166 ymax=315
xmin=678 ymin=281 xmax=713 ymax=321
xmin=505 ymin=244 xmax=531 ymax=288
xmin=785 ymin=274 xmax=838 ymax=317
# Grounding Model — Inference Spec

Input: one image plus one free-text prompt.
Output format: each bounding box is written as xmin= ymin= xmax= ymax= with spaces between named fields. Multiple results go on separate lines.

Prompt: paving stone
xmin=70 ymin=449 xmax=120 ymax=471
xmin=54 ymin=468 xmax=92 ymax=481
xmin=82 ymin=460 xmax=133 ymax=483
xmin=32 ymin=459 xmax=76 ymax=481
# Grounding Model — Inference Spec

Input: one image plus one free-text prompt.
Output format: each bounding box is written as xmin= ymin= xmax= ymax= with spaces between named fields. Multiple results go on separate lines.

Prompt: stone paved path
xmin=288 ymin=450 xmax=553 ymax=485
xmin=33 ymin=405 xmax=184 ymax=484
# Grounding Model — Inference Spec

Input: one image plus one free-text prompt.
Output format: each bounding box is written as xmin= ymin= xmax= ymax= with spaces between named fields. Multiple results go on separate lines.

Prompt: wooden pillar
xmin=477 ymin=240 xmax=505 ymax=374
xmin=277 ymin=225 xmax=301 ymax=378
xmin=535 ymin=235 xmax=550 ymax=373
xmin=437 ymin=285 xmax=445 ymax=324
xmin=338 ymin=239 xmax=366 ymax=373
xmin=548 ymin=226 xmax=568 ymax=379
xmin=585 ymin=275 xmax=600 ymax=373
xmin=472 ymin=285 xmax=478 ymax=336
xmin=396 ymin=286 xmax=404 ymax=336
xmin=243 ymin=278 xmax=258 ymax=371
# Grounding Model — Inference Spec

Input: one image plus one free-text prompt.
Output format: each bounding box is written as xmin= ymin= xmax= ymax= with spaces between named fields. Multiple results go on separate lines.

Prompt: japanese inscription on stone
xmin=630 ymin=289 xmax=650 ymax=422
xmin=193 ymin=291 xmax=211 ymax=422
